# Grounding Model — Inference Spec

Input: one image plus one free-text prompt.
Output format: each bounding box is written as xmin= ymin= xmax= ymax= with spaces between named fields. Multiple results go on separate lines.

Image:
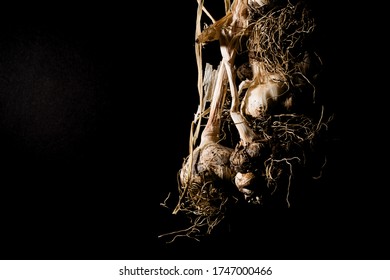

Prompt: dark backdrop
xmin=0 ymin=1 xmax=387 ymax=260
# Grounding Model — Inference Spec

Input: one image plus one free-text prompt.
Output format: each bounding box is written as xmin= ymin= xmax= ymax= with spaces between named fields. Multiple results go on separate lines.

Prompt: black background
xmin=0 ymin=1 xmax=388 ymax=260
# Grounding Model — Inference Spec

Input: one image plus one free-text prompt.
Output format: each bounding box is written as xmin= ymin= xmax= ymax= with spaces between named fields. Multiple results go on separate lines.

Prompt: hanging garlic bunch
xmin=162 ymin=0 xmax=330 ymax=242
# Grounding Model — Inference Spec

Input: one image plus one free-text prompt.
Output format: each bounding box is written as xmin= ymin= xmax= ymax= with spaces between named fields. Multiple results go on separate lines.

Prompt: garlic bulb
xmin=235 ymin=172 xmax=256 ymax=191
xmin=241 ymin=62 xmax=288 ymax=118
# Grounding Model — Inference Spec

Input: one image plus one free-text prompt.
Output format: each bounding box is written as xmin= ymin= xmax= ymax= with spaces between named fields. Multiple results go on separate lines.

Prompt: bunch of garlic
xmin=173 ymin=0 xmax=327 ymax=238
